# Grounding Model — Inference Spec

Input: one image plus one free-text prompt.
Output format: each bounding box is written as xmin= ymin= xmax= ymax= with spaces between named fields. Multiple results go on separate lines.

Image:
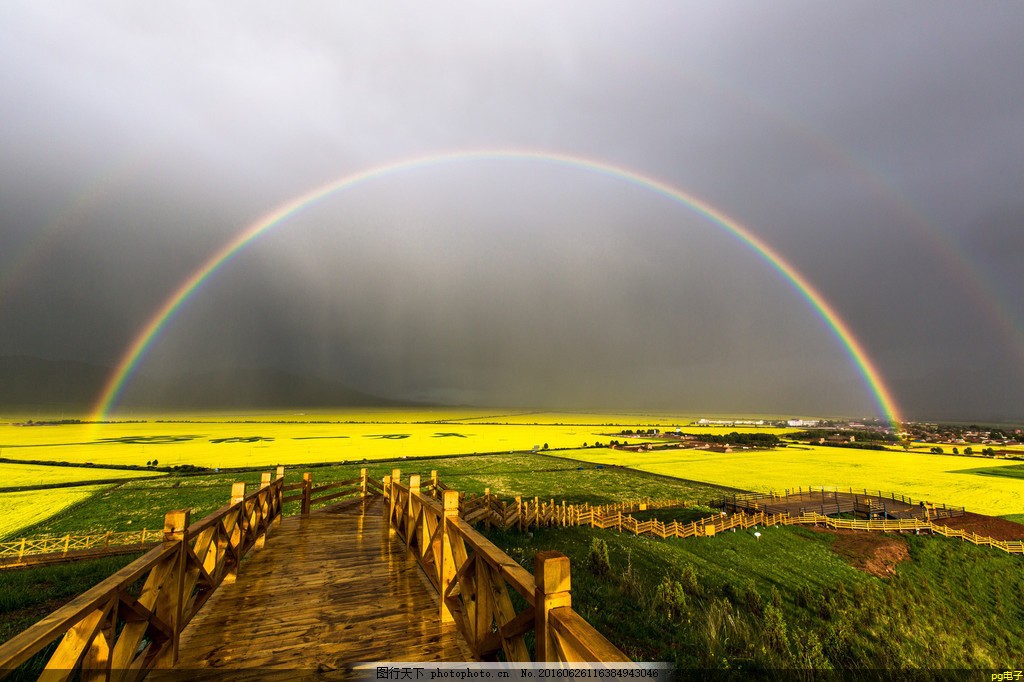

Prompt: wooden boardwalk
xmin=164 ymin=498 xmax=473 ymax=674
xmin=0 ymin=472 xmax=631 ymax=678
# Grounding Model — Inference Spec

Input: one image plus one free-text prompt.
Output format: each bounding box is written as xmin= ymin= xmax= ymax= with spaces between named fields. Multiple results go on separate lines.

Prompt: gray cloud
xmin=1 ymin=1 xmax=1022 ymax=421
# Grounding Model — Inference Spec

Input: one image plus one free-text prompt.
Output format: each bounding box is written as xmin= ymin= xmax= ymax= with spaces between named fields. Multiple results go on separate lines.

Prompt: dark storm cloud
xmin=1 ymin=1 xmax=1022 ymax=420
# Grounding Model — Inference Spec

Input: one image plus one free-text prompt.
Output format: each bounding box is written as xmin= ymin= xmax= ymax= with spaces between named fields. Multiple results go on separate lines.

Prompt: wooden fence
xmin=0 ymin=467 xmax=383 ymax=568
xmin=715 ymin=485 xmax=965 ymax=520
xmin=566 ymin=507 xmax=1024 ymax=554
xmin=0 ymin=470 xmax=287 ymax=679
xmin=384 ymin=469 xmax=632 ymax=664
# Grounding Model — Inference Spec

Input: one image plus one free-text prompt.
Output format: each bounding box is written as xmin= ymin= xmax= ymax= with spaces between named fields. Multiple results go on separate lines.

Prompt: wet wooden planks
xmin=166 ymin=499 xmax=473 ymax=674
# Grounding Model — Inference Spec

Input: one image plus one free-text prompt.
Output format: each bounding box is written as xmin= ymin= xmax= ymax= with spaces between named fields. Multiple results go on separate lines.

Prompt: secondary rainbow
xmin=91 ymin=150 xmax=903 ymax=426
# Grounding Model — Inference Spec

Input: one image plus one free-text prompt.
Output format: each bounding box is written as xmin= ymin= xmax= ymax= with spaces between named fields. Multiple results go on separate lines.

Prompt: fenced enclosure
xmin=716 ymin=485 xmax=966 ymax=521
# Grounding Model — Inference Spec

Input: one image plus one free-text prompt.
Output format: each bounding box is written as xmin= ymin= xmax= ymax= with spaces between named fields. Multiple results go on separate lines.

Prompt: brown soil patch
xmin=932 ymin=512 xmax=1024 ymax=541
xmin=807 ymin=527 xmax=910 ymax=578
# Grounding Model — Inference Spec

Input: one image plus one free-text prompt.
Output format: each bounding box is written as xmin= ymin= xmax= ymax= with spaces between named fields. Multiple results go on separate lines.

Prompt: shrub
xmin=621 ymin=550 xmax=644 ymax=600
xmin=794 ymin=628 xmax=832 ymax=670
xmin=678 ymin=563 xmax=702 ymax=597
xmin=654 ymin=575 xmax=688 ymax=621
xmin=588 ymin=537 xmax=611 ymax=577
xmin=761 ymin=603 xmax=790 ymax=657
xmin=743 ymin=580 xmax=765 ymax=617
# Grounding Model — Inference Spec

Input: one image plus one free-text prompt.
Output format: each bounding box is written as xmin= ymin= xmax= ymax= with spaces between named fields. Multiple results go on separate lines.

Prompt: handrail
xmin=0 ymin=473 xmax=286 ymax=679
xmin=383 ymin=470 xmax=632 ymax=663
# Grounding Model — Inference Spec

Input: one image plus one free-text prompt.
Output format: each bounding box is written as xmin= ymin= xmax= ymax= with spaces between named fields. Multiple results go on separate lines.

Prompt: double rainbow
xmin=90 ymin=150 xmax=902 ymax=427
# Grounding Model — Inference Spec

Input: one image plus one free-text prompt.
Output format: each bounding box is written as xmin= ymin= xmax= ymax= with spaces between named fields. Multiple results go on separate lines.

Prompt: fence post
xmin=407 ymin=475 xmax=421 ymax=557
xmin=302 ymin=473 xmax=312 ymax=515
xmin=382 ymin=475 xmax=393 ymax=537
xmin=273 ymin=467 xmax=285 ymax=528
xmin=389 ymin=470 xmax=401 ymax=537
xmin=256 ymin=473 xmax=273 ymax=548
xmin=534 ymin=551 xmax=572 ymax=662
xmin=18 ymin=538 xmax=25 ymax=562
xmin=162 ymin=509 xmax=190 ymax=666
xmin=439 ymin=490 xmax=459 ymax=623
xmin=484 ymin=488 xmax=492 ymax=530
xmin=361 ymin=468 xmax=368 ymax=501
xmin=516 ymin=496 xmax=523 ymax=531
xmin=431 ymin=470 xmax=439 ymax=497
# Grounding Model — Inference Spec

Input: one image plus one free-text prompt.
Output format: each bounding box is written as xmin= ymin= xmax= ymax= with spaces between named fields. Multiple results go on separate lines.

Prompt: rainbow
xmin=90 ymin=150 xmax=903 ymax=426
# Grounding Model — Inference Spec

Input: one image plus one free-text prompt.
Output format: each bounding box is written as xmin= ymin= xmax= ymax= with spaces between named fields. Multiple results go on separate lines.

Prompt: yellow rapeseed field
xmin=553 ymin=444 xmax=1024 ymax=515
xmin=0 ymin=462 xmax=161 ymax=487
xmin=0 ymin=485 xmax=107 ymax=539
xmin=0 ymin=411 xmax=678 ymax=468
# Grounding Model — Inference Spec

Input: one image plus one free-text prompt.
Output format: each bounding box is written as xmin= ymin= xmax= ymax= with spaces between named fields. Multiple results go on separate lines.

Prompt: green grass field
xmin=491 ymin=520 xmax=1024 ymax=668
xmin=7 ymin=453 xmax=730 ymax=539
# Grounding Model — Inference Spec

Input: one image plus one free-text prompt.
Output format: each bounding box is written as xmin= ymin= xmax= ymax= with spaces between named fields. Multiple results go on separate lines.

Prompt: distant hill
xmin=0 ymin=356 xmax=418 ymax=411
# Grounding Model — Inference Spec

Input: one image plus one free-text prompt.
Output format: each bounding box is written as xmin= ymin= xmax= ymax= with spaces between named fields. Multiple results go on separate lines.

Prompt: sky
xmin=1 ymin=2 xmax=1022 ymax=421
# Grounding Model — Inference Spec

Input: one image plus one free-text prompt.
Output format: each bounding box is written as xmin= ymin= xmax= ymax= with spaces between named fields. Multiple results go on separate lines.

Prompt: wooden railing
xmin=4 ymin=468 xmax=382 ymax=567
xmin=0 ymin=529 xmax=160 ymax=566
xmin=458 ymin=489 xmax=691 ymax=532
xmin=383 ymin=469 xmax=632 ymax=664
xmin=0 ymin=471 xmax=286 ymax=679
xmin=579 ymin=507 xmax=1024 ymax=554
xmin=715 ymin=485 xmax=966 ymax=520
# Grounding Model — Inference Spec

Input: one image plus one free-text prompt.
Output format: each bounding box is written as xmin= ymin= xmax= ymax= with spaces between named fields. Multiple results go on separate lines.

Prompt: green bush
xmin=588 ymin=537 xmax=611 ymax=577
xmin=654 ymin=575 xmax=688 ymax=621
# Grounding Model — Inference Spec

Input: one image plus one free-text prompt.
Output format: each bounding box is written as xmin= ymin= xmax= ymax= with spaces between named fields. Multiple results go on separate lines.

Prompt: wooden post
xmin=407 ymin=475 xmax=421 ymax=556
xmin=534 ymin=551 xmax=572 ymax=662
xmin=256 ymin=475 xmax=271 ymax=550
xmin=382 ymin=475 xmax=392 ymax=536
xmin=360 ymin=468 xmax=368 ymax=500
xmin=389 ymin=470 xmax=401 ymax=536
xmin=439 ymin=490 xmax=459 ymax=623
xmin=162 ymin=509 xmax=190 ymax=665
xmin=431 ymin=470 xmax=439 ymax=497
xmin=484 ymin=488 xmax=491 ymax=530
xmin=302 ymin=473 xmax=312 ymax=515
xmin=224 ymin=483 xmax=246 ymax=583
xmin=231 ymin=482 xmax=246 ymax=505
xmin=516 ymin=496 xmax=523 ymax=531
xmin=273 ymin=467 xmax=285 ymax=528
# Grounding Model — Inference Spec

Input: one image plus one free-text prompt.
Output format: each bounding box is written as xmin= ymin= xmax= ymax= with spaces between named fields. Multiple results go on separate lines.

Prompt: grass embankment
xmin=490 ymin=522 xmax=1024 ymax=670
xmin=0 ymin=554 xmax=140 ymax=647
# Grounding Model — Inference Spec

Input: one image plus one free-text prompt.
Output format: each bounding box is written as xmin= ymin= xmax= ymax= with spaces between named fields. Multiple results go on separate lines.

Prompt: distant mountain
xmin=0 ymin=356 xmax=420 ymax=411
